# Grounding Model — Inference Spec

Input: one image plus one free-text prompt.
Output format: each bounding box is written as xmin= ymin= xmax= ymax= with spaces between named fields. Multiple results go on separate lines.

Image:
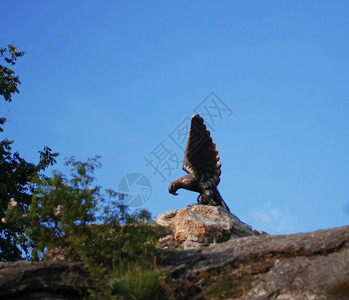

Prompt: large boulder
xmin=155 ymin=204 xmax=266 ymax=249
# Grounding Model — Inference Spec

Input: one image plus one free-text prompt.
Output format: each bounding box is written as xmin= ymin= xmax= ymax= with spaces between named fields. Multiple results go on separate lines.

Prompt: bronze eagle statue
xmin=169 ymin=114 xmax=230 ymax=212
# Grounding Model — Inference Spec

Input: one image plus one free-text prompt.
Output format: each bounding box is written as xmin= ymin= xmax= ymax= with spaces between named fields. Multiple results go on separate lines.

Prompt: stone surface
xmin=0 ymin=226 xmax=348 ymax=299
xmin=162 ymin=225 xmax=349 ymax=299
xmin=155 ymin=209 xmax=179 ymax=227
xmin=158 ymin=234 xmax=180 ymax=249
xmin=155 ymin=204 xmax=266 ymax=248
xmin=183 ymin=235 xmax=202 ymax=250
xmin=0 ymin=261 xmax=91 ymax=299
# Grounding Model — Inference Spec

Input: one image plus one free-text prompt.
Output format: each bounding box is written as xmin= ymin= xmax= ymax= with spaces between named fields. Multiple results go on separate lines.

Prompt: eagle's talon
xmin=169 ymin=183 xmax=179 ymax=195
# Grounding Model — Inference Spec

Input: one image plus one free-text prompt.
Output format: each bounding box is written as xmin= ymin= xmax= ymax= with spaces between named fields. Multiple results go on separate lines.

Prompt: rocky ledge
xmin=0 ymin=206 xmax=348 ymax=299
xmin=162 ymin=224 xmax=349 ymax=299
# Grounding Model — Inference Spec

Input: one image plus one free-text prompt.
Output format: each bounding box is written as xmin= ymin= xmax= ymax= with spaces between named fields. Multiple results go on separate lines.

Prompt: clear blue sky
xmin=1 ymin=1 xmax=348 ymax=234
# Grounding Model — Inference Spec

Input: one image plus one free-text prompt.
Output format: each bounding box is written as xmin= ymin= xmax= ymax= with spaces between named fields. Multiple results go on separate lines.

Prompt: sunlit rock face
xmin=155 ymin=204 xmax=266 ymax=249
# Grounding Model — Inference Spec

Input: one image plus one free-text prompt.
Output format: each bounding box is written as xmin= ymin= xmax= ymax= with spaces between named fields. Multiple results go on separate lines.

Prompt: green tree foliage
xmin=0 ymin=43 xmax=25 ymax=131
xmin=6 ymin=157 xmax=166 ymax=299
xmin=0 ymin=44 xmax=58 ymax=261
xmin=0 ymin=143 xmax=58 ymax=260
xmin=0 ymin=43 xmax=25 ymax=102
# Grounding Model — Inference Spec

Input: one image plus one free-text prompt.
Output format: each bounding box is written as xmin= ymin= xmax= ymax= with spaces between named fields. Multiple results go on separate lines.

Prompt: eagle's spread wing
xmin=182 ymin=114 xmax=221 ymax=190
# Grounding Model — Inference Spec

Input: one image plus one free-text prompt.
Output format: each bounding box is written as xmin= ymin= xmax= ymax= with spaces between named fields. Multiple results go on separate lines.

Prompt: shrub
xmin=5 ymin=156 xmax=167 ymax=299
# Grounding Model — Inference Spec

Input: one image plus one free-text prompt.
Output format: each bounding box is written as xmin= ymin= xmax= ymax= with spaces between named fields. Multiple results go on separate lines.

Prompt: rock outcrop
xmin=0 ymin=212 xmax=348 ymax=299
xmin=162 ymin=225 xmax=349 ymax=299
xmin=155 ymin=204 xmax=266 ymax=249
xmin=0 ymin=261 xmax=90 ymax=299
